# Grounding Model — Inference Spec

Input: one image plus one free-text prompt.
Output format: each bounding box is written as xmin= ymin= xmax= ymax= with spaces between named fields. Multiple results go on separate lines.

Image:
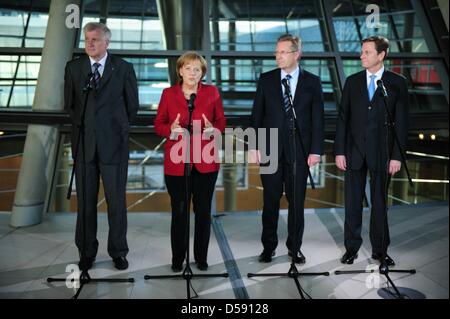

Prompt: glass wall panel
xmin=79 ymin=0 xmax=164 ymax=50
xmin=124 ymin=57 xmax=169 ymax=111
xmin=0 ymin=9 xmax=27 ymax=47
xmin=0 ymin=7 xmax=48 ymax=48
xmin=330 ymin=0 xmax=433 ymax=53
xmin=0 ymin=55 xmax=40 ymax=108
xmin=209 ymin=0 xmax=329 ymax=52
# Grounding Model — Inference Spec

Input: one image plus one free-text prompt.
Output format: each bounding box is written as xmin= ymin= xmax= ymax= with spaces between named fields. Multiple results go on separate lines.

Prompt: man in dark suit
xmin=251 ymin=34 xmax=324 ymax=263
xmin=65 ymin=22 xmax=139 ymax=270
xmin=335 ymin=36 xmax=409 ymax=266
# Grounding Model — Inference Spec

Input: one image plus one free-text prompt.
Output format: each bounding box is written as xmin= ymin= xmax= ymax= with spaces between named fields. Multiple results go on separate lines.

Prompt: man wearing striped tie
xmin=335 ymin=36 xmax=409 ymax=266
xmin=65 ymin=22 xmax=139 ymax=271
xmin=250 ymin=34 xmax=324 ymax=264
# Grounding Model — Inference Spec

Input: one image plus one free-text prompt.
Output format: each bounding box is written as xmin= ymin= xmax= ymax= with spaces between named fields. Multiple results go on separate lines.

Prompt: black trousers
xmin=260 ymin=162 xmax=308 ymax=253
xmin=165 ymin=165 xmax=218 ymax=266
xmin=75 ymin=149 xmax=129 ymax=259
xmin=344 ymin=162 xmax=390 ymax=256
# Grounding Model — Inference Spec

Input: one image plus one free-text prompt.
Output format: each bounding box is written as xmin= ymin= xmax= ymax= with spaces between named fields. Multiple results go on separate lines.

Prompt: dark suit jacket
xmin=154 ymin=82 xmax=226 ymax=176
xmin=334 ymin=69 xmax=409 ymax=171
xmin=251 ymin=67 xmax=324 ymax=165
xmin=64 ymin=53 xmax=139 ymax=164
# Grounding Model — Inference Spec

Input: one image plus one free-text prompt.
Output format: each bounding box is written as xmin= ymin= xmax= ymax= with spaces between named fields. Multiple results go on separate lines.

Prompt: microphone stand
xmin=335 ymin=81 xmax=416 ymax=299
xmin=248 ymin=82 xmax=330 ymax=299
xmin=47 ymin=72 xmax=134 ymax=299
xmin=144 ymin=94 xmax=228 ymax=299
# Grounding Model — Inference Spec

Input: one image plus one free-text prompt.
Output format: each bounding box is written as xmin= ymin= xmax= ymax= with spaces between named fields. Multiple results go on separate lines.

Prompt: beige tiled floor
xmin=0 ymin=203 xmax=448 ymax=299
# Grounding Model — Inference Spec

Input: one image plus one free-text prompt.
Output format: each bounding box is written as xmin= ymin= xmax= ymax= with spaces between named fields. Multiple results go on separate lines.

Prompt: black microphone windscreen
xmin=281 ymin=78 xmax=290 ymax=92
xmin=188 ymin=93 xmax=196 ymax=110
xmin=377 ymin=80 xmax=388 ymax=97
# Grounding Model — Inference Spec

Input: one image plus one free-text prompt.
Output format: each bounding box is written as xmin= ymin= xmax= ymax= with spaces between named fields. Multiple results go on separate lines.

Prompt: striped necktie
xmin=93 ymin=62 xmax=101 ymax=89
xmin=283 ymin=74 xmax=292 ymax=115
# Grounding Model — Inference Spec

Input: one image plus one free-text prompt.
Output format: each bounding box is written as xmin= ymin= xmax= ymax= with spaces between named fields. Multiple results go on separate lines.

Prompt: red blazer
xmin=154 ymin=82 xmax=226 ymax=176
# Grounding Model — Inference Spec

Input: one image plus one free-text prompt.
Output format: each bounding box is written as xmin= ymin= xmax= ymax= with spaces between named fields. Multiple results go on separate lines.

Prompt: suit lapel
xmin=292 ymin=67 xmax=303 ymax=107
xmin=174 ymin=84 xmax=189 ymax=124
xmin=275 ymin=69 xmax=283 ymax=112
xmin=360 ymin=71 xmax=371 ymax=103
xmin=97 ymin=53 xmax=115 ymax=92
xmin=81 ymin=55 xmax=92 ymax=86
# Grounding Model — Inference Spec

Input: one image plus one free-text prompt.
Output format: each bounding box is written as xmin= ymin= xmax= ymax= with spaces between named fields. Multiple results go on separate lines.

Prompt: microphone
xmin=83 ymin=72 xmax=95 ymax=91
xmin=377 ymin=80 xmax=388 ymax=98
xmin=281 ymin=78 xmax=291 ymax=97
xmin=188 ymin=93 xmax=196 ymax=111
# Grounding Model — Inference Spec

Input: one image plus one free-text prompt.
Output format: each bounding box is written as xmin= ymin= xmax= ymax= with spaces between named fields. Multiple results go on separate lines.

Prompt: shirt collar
xmin=89 ymin=51 xmax=108 ymax=68
xmin=366 ymin=65 xmax=384 ymax=79
xmin=281 ymin=65 xmax=300 ymax=80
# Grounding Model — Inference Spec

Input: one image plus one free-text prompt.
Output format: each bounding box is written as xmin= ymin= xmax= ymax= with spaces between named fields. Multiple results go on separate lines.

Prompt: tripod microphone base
xmin=335 ymin=266 xmax=417 ymax=299
xmin=46 ymin=270 xmax=134 ymax=299
xmin=144 ymin=263 xmax=229 ymax=299
xmin=144 ymin=273 xmax=229 ymax=280
xmin=248 ymin=271 xmax=330 ymax=278
xmin=247 ymin=262 xmax=330 ymax=299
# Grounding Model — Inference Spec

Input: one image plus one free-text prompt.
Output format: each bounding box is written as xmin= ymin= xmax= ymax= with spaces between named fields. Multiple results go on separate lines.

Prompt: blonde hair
xmin=176 ymin=51 xmax=207 ymax=83
xmin=277 ymin=33 xmax=302 ymax=52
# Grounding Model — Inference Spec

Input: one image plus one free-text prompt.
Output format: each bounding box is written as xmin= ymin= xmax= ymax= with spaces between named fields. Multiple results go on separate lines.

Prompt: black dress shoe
xmin=340 ymin=252 xmax=358 ymax=264
xmin=78 ymin=257 xmax=95 ymax=271
xmin=372 ymin=253 xmax=395 ymax=266
xmin=258 ymin=250 xmax=275 ymax=263
xmin=196 ymin=262 xmax=208 ymax=271
xmin=113 ymin=257 xmax=129 ymax=270
xmin=171 ymin=263 xmax=183 ymax=272
xmin=288 ymin=250 xmax=306 ymax=264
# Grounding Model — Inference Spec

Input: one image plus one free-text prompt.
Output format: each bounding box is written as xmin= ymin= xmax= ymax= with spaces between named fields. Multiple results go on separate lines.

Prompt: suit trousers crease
xmin=344 ymin=162 xmax=391 ymax=255
xmin=260 ymin=161 xmax=308 ymax=253
xmin=75 ymin=149 xmax=129 ymax=259
xmin=165 ymin=165 xmax=218 ymax=265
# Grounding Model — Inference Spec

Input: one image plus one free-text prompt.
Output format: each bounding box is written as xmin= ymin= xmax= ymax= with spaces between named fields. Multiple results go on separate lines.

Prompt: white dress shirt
xmin=366 ymin=65 xmax=384 ymax=90
xmin=89 ymin=51 xmax=108 ymax=76
xmin=281 ymin=66 xmax=299 ymax=101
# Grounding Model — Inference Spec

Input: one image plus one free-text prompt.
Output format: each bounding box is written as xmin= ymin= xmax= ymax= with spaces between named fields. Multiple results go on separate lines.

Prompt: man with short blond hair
xmin=251 ymin=34 xmax=324 ymax=263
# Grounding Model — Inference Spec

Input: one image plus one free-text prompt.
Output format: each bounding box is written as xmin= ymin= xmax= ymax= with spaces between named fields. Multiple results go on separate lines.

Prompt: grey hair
xmin=83 ymin=22 xmax=111 ymax=41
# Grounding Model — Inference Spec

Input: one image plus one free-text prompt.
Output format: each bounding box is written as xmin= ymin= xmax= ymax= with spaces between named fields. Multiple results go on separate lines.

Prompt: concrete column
xmin=156 ymin=0 xmax=204 ymax=84
xmin=10 ymin=0 xmax=80 ymax=227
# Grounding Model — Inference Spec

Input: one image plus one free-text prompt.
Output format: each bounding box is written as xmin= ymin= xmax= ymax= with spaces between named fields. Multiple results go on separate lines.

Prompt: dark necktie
xmin=93 ymin=62 xmax=101 ymax=89
xmin=283 ymin=74 xmax=292 ymax=115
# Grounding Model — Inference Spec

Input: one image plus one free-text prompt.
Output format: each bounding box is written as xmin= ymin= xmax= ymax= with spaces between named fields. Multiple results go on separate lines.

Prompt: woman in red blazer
xmin=154 ymin=51 xmax=226 ymax=272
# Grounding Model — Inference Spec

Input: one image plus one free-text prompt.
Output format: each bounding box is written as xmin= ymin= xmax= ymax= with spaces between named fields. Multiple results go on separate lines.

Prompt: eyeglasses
xmin=273 ymin=50 xmax=297 ymax=56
